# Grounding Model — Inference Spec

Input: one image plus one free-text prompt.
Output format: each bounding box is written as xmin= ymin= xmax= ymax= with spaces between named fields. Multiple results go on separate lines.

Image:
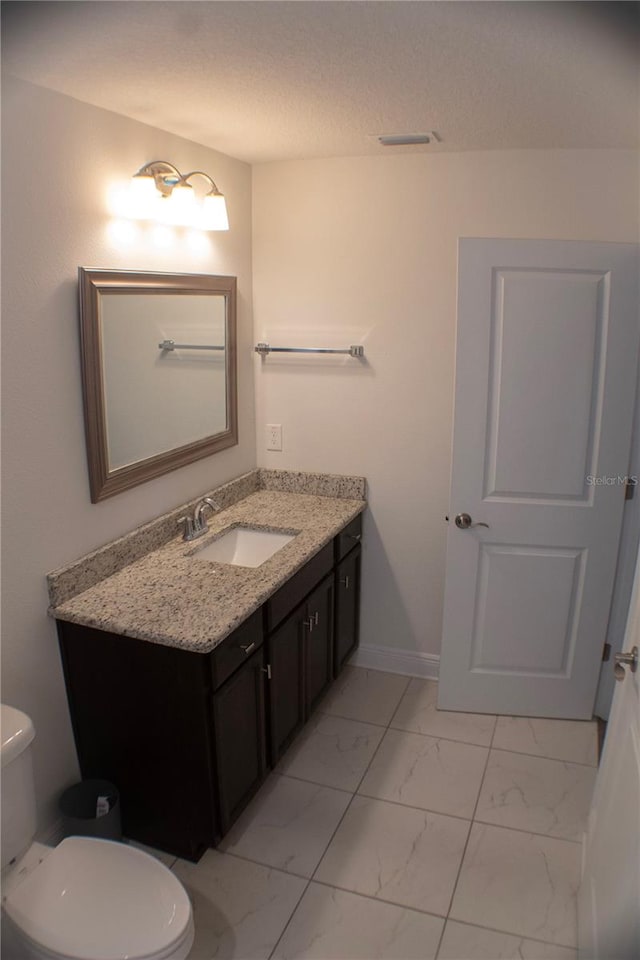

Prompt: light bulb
xmin=163 ymin=183 xmax=196 ymax=226
xmin=128 ymin=174 xmax=158 ymax=219
xmin=200 ymin=193 xmax=229 ymax=231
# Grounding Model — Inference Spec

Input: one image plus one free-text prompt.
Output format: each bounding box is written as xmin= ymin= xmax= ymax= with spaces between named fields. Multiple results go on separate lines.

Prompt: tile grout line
xmin=437 ymin=710 xmax=589 ymax=956
xmin=271 ymin=769 xmax=358 ymax=797
xmin=276 ymin=738 xmax=595 ymax=828
xmin=309 ymin=674 xmax=412 ymax=882
xmin=268 ymin=671 xmax=411 ymax=959
xmin=435 ymin=714 xmax=499 ymax=959
xmin=221 ymin=848 xmax=578 ymax=953
xmin=389 ymin=721 xmax=495 ymax=749
xmin=311 ymin=876 xmax=448 ymax=921
xmin=176 ymin=670 xmax=590 ymax=958
xmin=267 ymin=875 xmax=313 ymax=960
xmin=434 ymin=915 xmax=580 ymax=953
xmin=233 ymin=675 xmax=589 ymax=957
xmin=220 ymin=848 xmax=315 ymax=883
xmin=273 ymin=677 xmax=581 ymax=958
xmin=487 ymin=743 xmax=599 ymax=769
xmin=309 ymin=877 xmax=579 ymax=954
xmin=384 ymin=677 xmax=597 ymax=766
xmin=317 ymin=707 xmax=389 ymax=729
xmin=352 ymin=789 xmax=583 ymax=845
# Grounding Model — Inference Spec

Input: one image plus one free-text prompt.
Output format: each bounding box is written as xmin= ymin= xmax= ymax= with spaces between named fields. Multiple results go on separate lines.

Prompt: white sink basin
xmin=192 ymin=527 xmax=295 ymax=567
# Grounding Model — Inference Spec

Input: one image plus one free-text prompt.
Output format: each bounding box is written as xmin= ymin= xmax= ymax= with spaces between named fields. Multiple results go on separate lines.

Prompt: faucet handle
xmin=178 ymin=515 xmax=195 ymax=539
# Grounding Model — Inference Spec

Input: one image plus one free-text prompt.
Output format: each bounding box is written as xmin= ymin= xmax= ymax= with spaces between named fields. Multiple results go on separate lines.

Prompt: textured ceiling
xmin=2 ymin=1 xmax=638 ymax=163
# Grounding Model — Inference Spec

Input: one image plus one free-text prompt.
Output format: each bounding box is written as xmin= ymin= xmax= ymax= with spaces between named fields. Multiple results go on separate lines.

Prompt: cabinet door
xmin=305 ymin=575 xmax=335 ymax=714
xmin=335 ymin=546 xmax=361 ymax=675
xmin=212 ymin=646 xmax=267 ymax=835
xmin=267 ymin=606 xmax=306 ymax=764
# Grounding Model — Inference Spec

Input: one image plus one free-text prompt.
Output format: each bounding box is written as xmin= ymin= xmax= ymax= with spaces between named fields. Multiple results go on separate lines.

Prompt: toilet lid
xmin=4 ymin=836 xmax=192 ymax=960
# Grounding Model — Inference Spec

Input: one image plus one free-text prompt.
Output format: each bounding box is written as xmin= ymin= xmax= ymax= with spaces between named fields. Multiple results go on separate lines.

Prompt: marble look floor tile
xmin=315 ymin=795 xmax=470 ymax=916
xmin=450 ymin=824 xmax=581 ymax=947
xmin=475 ymin=750 xmax=596 ymax=841
xmin=391 ymin=679 xmax=497 ymax=747
xmin=173 ymin=850 xmax=306 ymax=960
xmin=218 ymin=775 xmax=351 ymax=877
xmin=272 ymin=883 xmax=444 ymax=959
xmin=493 ymin=717 xmax=598 ymax=766
xmin=319 ymin=666 xmax=410 ymax=726
xmin=277 ymin=714 xmax=385 ymax=791
xmin=359 ymin=728 xmax=487 ymax=819
xmin=438 ymin=920 xmax=577 ymax=959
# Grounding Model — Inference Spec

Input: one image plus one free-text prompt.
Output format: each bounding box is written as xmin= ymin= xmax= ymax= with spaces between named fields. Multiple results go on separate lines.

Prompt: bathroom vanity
xmin=49 ymin=470 xmax=364 ymax=861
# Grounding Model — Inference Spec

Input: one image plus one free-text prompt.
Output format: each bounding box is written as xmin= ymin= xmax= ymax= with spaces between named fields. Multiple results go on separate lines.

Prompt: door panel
xmin=439 ymin=239 xmax=639 ymax=718
xmin=486 ymin=270 xmax=606 ymax=501
xmin=470 ymin=544 xmax=583 ymax=676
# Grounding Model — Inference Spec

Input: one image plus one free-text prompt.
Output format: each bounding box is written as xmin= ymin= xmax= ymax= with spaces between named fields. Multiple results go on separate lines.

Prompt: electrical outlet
xmin=266 ymin=424 xmax=283 ymax=451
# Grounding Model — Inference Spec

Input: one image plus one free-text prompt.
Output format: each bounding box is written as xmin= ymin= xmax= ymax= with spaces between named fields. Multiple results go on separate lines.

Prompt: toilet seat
xmin=3 ymin=836 xmax=194 ymax=960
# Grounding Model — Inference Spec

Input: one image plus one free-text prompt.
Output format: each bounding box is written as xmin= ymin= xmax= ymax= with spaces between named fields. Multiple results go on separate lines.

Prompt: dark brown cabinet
xmin=212 ymin=645 xmax=268 ymax=834
xmin=334 ymin=546 xmax=361 ymax=674
xmin=57 ymin=622 xmax=219 ymax=862
xmin=57 ymin=515 xmax=362 ymax=862
xmin=305 ymin=575 xmax=335 ymax=714
xmin=265 ymin=573 xmax=334 ymax=764
xmin=267 ymin=605 xmax=306 ymax=763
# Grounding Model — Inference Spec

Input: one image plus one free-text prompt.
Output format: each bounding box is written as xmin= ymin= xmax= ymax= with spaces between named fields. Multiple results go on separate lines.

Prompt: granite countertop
xmin=50 ymin=486 xmax=365 ymax=654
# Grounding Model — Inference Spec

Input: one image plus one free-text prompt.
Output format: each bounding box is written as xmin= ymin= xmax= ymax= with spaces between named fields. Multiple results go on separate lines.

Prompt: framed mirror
xmin=79 ymin=268 xmax=237 ymax=502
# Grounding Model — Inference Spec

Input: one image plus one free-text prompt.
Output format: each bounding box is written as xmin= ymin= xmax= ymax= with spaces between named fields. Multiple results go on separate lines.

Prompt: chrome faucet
xmin=179 ymin=497 xmax=220 ymax=542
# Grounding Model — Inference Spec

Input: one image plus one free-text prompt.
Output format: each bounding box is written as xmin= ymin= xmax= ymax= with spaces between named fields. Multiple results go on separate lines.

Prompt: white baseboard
xmin=349 ymin=643 xmax=440 ymax=680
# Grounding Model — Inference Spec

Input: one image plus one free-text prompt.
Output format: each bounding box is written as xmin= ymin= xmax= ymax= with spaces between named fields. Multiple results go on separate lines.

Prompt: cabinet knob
xmin=239 ymin=641 xmax=256 ymax=655
xmin=340 ymin=575 xmax=350 ymax=589
xmin=303 ymin=618 xmax=314 ymax=633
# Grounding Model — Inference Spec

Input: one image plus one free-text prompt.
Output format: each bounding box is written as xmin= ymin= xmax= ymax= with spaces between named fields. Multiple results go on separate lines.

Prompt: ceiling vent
xmin=377 ymin=132 xmax=440 ymax=146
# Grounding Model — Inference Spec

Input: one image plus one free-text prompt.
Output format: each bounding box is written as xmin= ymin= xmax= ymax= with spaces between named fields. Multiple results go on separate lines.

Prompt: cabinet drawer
xmin=335 ymin=513 xmax=363 ymax=562
xmin=210 ymin=609 xmax=264 ymax=691
xmin=266 ymin=543 xmax=333 ymax=632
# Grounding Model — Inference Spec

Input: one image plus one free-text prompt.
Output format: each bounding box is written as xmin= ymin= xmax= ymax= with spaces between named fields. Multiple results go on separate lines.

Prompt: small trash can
xmin=59 ymin=779 xmax=121 ymax=841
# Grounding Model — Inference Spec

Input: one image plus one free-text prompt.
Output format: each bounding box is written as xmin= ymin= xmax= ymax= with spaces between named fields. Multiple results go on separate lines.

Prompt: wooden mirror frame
xmin=79 ymin=268 xmax=238 ymax=502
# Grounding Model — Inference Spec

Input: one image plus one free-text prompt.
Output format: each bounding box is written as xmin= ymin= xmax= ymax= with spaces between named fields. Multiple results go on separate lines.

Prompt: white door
xmin=578 ymin=544 xmax=640 ymax=959
xmin=439 ymin=239 xmax=639 ymax=718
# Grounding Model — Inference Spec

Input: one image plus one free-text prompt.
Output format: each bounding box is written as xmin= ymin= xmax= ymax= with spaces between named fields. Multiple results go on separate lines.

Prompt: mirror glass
xmin=79 ymin=268 xmax=237 ymax=502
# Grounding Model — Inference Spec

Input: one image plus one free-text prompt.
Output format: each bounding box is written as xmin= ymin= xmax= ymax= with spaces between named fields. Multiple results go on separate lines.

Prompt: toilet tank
xmin=1 ymin=705 xmax=37 ymax=867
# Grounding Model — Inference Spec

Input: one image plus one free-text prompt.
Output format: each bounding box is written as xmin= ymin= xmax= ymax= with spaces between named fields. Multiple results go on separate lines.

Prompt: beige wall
xmin=252 ymin=150 xmax=639 ymax=665
xmin=1 ymin=77 xmax=256 ymax=830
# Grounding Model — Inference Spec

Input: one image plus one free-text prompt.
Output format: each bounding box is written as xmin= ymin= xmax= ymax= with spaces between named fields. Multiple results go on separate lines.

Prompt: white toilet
xmin=1 ymin=705 xmax=195 ymax=960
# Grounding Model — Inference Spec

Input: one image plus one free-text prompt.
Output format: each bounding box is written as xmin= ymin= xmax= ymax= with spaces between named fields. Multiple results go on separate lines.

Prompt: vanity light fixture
xmin=129 ymin=161 xmax=229 ymax=231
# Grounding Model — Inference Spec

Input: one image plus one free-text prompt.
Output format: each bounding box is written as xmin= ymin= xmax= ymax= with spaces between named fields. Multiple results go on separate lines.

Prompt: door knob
xmin=455 ymin=513 xmax=489 ymax=530
xmin=614 ymin=645 xmax=638 ymax=681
